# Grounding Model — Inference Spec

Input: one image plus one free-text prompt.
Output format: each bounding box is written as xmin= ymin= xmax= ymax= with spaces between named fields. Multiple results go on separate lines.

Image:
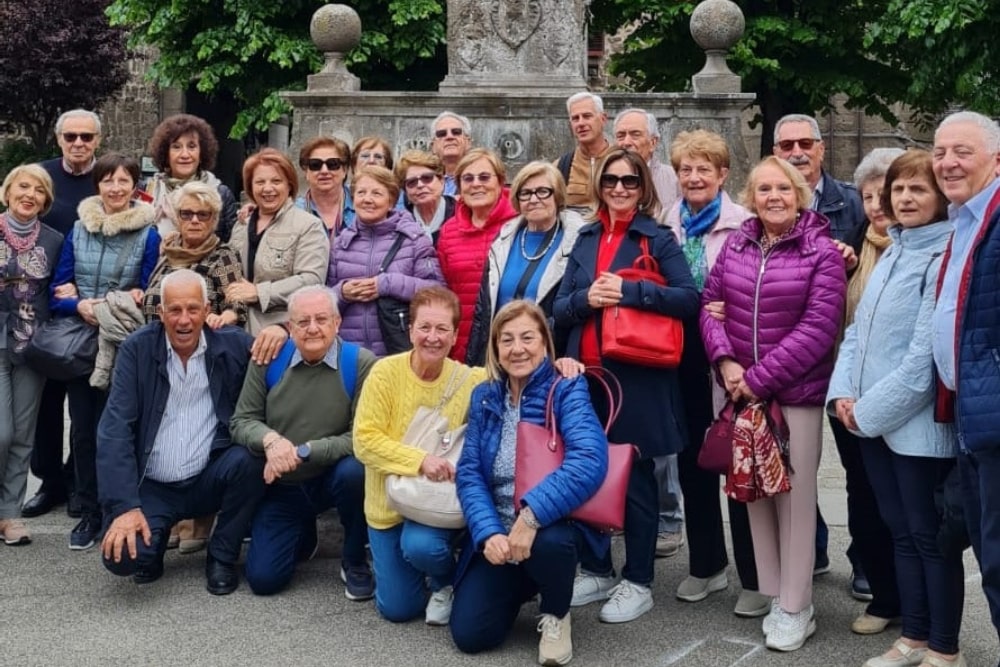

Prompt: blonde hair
xmin=455 ymin=148 xmax=506 ymax=191
xmin=169 ymin=181 xmax=222 ymax=231
xmin=509 ymin=161 xmax=566 ymax=213
xmin=740 ymin=156 xmax=812 ymax=214
xmin=1 ymin=164 xmax=55 ymax=217
xmin=670 ymin=130 xmax=731 ymax=172
xmin=484 ymin=300 xmax=555 ymax=381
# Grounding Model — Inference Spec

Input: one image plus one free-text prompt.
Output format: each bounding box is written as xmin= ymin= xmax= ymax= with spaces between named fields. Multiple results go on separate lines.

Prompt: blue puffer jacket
xmin=456 ymin=358 xmax=608 ymax=550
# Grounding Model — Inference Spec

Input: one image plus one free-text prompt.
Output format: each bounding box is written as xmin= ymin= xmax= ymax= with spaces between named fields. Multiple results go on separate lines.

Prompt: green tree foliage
xmin=107 ymin=0 xmax=447 ymax=138
xmin=0 ymin=0 xmax=129 ymax=151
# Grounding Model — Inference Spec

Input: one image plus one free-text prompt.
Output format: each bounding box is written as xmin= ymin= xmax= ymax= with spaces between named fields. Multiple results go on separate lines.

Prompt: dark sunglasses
xmin=460 ymin=172 xmax=495 ymax=185
xmin=516 ymin=187 xmax=555 ymax=202
xmin=776 ymin=138 xmax=818 ymax=152
xmin=62 ymin=132 xmax=96 ymax=143
xmin=404 ymin=173 xmax=438 ymax=189
xmin=599 ymin=174 xmax=641 ymax=190
xmin=435 ymin=127 xmax=464 ymax=138
xmin=304 ymin=158 xmax=345 ymax=172
xmin=178 ymin=209 xmax=214 ymax=222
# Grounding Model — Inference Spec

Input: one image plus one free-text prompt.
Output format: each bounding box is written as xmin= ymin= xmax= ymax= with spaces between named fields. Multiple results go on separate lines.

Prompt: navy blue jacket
xmin=96 ymin=322 xmax=253 ymax=519
xmin=816 ymin=170 xmax=866 ymax=252
xmin=553 ymin=213 xmax=699 ymax=458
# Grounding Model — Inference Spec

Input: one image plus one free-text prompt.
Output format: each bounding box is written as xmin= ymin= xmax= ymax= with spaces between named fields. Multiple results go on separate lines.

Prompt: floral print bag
xmin=724 ymin=400 xmax=792 ymax=502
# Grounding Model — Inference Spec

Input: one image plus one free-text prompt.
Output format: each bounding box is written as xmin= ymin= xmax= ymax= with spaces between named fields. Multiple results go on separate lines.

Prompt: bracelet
xmin=520 ymin=506 xmax=541 ymax=530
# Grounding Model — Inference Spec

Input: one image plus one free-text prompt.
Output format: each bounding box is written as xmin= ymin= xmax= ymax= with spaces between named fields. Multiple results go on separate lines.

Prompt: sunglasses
xmin=460 ymin=172 xmax=495 ymax=185
xmin=516 ymin=187 xmax=555 ymax=202
xmin=178 ymin=209 xmax=214 ymax=222
xmin=599 ymin=174 xmax=642 ymax=190
xmin=62 ymin=132 xmax=96 ymax=143
xmin=304 ymin=158 xmax=345 ymax=172
xmin=435 ymin=127 xmax=465 ymax=138
xmin=404 ymin=173 xmax=438 ymax=189
xmin=776 ymin=138 xmax=818 ymax=152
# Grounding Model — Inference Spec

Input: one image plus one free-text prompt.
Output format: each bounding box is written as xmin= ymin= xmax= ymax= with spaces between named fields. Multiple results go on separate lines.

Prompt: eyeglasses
xmin=516 ymin=187 xmax=555 ymax=202
xmin=414 ymin=323 xmax=455 ymax=336
xmin=62 ymin=132 xmax=96 ymax=144
xmin=404 ymin=173 xmax=438 ymax=189
xmin=304 ymin=158 xmax=345 ymax=172
xmin=776 ymin=138 xmax=818 ymax=152
xmin=358 ymin=152 xmax=385 ymax=162
xmin=460 ymin=172 xmax=495 ymax=185
xmin=599 ymin=174 xmax=642 ymax=190
xmin=178 ymin=209 xmax=214 ymax=222
xmin=434 ymin=128 xmax=464 ymax=138
xmin=291 ymin=314 xmax=335 ymax=330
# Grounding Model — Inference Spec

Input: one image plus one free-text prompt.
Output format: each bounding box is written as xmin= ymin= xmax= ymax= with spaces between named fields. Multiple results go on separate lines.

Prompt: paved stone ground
xmin=3 ymin=426 xmax=996 ymax=666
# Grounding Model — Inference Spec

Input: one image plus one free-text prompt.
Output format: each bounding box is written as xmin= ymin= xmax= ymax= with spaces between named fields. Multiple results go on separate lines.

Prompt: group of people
xmin=1 ymin=96 xmax=999 ymax=667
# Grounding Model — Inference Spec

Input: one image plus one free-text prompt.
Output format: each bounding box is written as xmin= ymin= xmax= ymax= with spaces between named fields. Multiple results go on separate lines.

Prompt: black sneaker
xmin=851 ymin=570 xmax=873 ymax=601
xmin=69 ymin=515 xmax=102 ymax=551
xmin=340 ymin=561 xmax=374 ymax=601
xmin=812 ymin=550 xmax=830 ymax=576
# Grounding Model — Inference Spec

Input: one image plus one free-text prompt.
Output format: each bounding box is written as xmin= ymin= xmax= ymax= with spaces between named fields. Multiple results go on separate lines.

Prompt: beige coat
xmin=230 ymin=199 xmax=330 ymax=335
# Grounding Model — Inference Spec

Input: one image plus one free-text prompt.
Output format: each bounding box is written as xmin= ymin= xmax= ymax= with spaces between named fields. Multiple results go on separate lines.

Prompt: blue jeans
xmin=861 ymin=439 xmax=964 ymax=654
xmin=368 ymin=521 xmax=462 ymax=622
xmin=959 ymin=447 xmax=1000 ymax=642
xmin=244 ymin=455 xmax=367 ymax=596
xmin=653 ymin=453 xmax=683 ymax=534
xmin=450 ymin=522 xmax=583 ymax=654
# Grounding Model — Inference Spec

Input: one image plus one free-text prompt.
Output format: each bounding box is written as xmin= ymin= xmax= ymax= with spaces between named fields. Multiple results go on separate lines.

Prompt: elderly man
xmin=96 ymin=269 xmax=264 ymax=595
xmin=557 ymin=92 xmax=615 ymax=210
xmin=231 ymin=285 xmax=376 ymax=599
xmin=931 ymin=111 xmax=1000 ymax=646
xmin=22 ymin=109 xmax=103 ymax=520
xmin=613 ymin=108 xmax=680 ymax=213
xmin=430 ymin=111 xmax=473 ymax=197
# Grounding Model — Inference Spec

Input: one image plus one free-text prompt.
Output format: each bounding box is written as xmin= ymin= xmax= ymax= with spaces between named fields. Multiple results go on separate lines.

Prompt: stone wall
xmin=98 ymin=46 xmax=166 ymax=158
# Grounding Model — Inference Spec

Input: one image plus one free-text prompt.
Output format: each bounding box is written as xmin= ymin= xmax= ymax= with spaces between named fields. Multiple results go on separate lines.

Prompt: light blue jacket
xmin=826 ymin=221 xmax=956 ymax=458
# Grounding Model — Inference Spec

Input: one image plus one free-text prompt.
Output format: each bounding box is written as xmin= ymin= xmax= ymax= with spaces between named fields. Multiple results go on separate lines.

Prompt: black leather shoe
xmin=133 ymin=560 xmax=165 ymax=585
xmin=205 ymin=554 xmax=238 ymax=595
xmin=22 ymin=489 xmax=67 ymax=518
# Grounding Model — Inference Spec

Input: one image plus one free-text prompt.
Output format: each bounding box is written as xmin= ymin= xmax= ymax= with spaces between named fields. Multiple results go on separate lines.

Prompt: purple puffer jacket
xmin=699 ymin=209 xmax=846 ymax=406
xmin=327 ymin=209 xmax=444 ymax=356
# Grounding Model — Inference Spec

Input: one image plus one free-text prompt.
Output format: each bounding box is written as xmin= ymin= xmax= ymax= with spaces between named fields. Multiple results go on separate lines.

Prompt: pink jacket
xmin=663 ymin=191 xmax=749 ymax=270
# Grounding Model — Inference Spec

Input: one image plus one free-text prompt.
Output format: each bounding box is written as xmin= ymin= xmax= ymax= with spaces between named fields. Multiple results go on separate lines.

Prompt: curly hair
xmin=148 ymin=114 xmax=220 ymax=174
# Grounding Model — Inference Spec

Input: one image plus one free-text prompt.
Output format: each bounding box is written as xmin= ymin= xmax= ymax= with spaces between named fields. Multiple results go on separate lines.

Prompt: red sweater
xmin=580 ymin=208 xmax=634 ymax=365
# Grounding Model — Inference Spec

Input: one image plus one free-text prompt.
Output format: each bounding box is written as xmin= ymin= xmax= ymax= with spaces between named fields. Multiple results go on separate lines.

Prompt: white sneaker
xmin=425 ymin=586 xmax=453 ymax=626
xmin=676 ymin=570 xmax=728 ymax=602
xmin=765 ymin=604 xmax=816 ymax=652
xmin=599 ymin=580 xmax=653 ymax=623
xmin=570 ymin=572 xmax=615 ymax=607
xmin=761 ymin=597 xmax=781 ymax=635
xmin=537 ymin=613 xmax=572 ymax=665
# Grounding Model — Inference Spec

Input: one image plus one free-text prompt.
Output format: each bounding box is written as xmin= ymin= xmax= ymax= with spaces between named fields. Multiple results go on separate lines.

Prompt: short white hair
xmin=431 ymin=111 xmax=472 ymax=137
xmin=613 ymin=108 xmax=659 ymax=139
xmin=566 ymin=92 xmax=604 ymax=115
xmin=288 ymin=285 xmax=340 ymax=318
xmin=936 ymin=111 xmax=1000 ymax=154
xmin=773 ymin=114 xmax=822 ymax=143
xmin=160 ymin=268 xmax=208 ymax=303
xmin=55 ymin=109 xmax=102 ymax=136
xmin=853 ymin=147 xmax=905 ymax=190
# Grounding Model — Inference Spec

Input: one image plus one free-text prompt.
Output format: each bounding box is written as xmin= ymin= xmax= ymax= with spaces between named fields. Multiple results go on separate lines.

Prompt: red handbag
xmin=698 ymin=400 xmax=740 ymax=474
xmin=514 ymin=368 xmax=637 ymax=534
xmin=601 ymin=236 xmax=684 ymax=368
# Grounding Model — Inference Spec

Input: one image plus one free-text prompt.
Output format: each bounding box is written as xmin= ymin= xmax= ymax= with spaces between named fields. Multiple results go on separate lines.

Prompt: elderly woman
xmin=554 ymin=148 xmax=699 ymax=624
xmin=352 ymin=136 xmax=395 ymax=173
xmin=51 ymin=153 xmax=160 ymax=551
xmin=227 ymin=148 xmax=330 ymax=335
xmin=141 ymin=114 xmax=238 ymax=241
xmin=327 ymin=167 xmax=443 ymax=356
xmin=466 ymin=162 xmax=583 ymax=366
xmin=700 ymin=156 xmax=846 ymax=651
xmin=437 ymin=148 xmax=518 ymax=362
xmin=0 ymin=166 xmax=63 ymax=546
xmin=396 ymin=150 xmax=455 ymax=241
xmin=353 ymin=286 xmax=487 ymax=624
xmin=450 ymin=300 xmax=605 ymax=665
xmin=659 ymin=129 xmax=764 ymax=615
xmin=829 ymin=150 xmax=965 ymax=667
xmin=295 ymin=136 xmax=355 ymax=235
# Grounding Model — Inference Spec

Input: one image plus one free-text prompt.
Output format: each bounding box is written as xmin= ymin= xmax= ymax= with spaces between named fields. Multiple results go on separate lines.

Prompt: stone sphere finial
xmin=308 ymin=4 xmax=362 ymax=92
xmin=689 ymin=0 xmax=745 ymax=94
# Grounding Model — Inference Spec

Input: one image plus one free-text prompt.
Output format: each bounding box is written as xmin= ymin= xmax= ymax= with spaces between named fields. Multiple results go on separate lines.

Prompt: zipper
xmin=750 ymin=243 xmax=768 ymax=365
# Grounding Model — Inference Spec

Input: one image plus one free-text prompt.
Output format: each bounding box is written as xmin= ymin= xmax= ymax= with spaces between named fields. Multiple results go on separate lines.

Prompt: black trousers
xmin=29 ymin=380 xmax=73 ymax=494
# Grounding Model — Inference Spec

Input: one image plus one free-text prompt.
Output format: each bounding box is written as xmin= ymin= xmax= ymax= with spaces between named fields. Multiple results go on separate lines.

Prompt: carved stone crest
xmin=490 ymin=0 xmax=541 ymax=50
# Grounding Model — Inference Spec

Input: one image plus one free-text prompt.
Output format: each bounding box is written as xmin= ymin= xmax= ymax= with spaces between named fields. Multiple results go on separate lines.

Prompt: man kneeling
xmin=97 ymin=269 xmax=265 ymax=595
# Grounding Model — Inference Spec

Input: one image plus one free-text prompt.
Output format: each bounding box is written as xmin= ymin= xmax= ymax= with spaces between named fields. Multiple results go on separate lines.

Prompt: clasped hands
xmin=263 ymin=435 xmax=303 ymax=484
xmin=588 ymin=272 xmax=623 ymax=309
xmin=483 ymin=513 xmax=537 ymax=566
xmin=718 ymin=358 xmax=759 ymax=403
xmin=341 ymin=278 xmax=379 ymax=303
xmin=834 ymin=398 xmax=859 ymax=431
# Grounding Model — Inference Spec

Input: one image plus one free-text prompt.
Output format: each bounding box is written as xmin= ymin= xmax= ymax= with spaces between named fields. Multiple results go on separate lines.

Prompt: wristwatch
xmin=296 ymin=442 xmax=312 ymax=462
xmin=520 ymin=505 xmax=541 ymax=529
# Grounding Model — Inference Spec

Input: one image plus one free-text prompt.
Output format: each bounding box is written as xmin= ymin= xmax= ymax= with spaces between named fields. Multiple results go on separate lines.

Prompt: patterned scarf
xmin=845 ymin=225 xmax=892 ymax=328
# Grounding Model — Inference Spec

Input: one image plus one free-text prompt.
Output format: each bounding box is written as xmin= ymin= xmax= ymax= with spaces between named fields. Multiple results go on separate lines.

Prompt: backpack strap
xmin=265 ymin=338 xmax=360 ymax=400
xmin=557 ymin=151 xmax=573 ymax=185
xmin=265 ymin=339 xmax=297 ymax=391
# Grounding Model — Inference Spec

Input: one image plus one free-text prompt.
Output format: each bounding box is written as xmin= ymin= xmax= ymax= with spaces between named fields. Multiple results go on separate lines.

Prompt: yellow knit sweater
xmin=353 ymin=353 xmax=487 ymax=529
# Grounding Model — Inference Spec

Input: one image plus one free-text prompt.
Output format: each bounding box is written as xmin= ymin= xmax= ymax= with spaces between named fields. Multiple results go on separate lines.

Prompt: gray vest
xmin=72 ymin=220 xmax=149 ymax=298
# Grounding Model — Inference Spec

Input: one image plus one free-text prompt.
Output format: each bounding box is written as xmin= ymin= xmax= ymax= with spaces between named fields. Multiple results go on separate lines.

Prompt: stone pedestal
xmin=689 ymin=0 xmax=744 ymax=94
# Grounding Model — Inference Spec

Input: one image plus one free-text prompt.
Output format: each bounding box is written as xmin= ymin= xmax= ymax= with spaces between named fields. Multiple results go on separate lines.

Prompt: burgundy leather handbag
xmin=514 ymin=367 xmax=637 ymax=534
xmin=698 ymin=400 xmax=740 ymax=474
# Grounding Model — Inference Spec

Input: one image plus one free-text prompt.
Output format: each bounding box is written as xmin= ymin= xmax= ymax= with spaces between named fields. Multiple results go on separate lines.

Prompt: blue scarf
xmin=680 ymin=193 xmax=722 ymax=239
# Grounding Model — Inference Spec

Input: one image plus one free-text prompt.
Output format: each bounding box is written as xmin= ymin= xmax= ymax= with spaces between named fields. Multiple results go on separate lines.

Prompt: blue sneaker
xmin=340 ymin=561 xmax=374 ymax=601
xmin=69 ymin=514 xmax=102 ymax=551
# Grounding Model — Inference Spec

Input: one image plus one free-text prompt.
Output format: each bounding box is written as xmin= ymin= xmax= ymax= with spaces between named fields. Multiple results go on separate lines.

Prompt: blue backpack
xmin=264 ymin=339 xmax=360 ymax=400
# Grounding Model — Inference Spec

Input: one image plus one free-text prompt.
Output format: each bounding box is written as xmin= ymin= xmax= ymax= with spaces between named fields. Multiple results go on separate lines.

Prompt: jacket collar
xmin=77 ymin=196 xmax=155 ymax=236
xmin=482 ymin=357 xmax=557 ymax=410
xmin=733 ymin=208 xmax=830 ymax=253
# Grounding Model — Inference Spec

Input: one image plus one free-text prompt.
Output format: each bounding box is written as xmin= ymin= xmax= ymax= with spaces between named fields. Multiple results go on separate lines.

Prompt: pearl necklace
xmin=519 ymin=219 xmax=561 ymax=262
xmin=0 ymin=213 xmax=41 ymax=253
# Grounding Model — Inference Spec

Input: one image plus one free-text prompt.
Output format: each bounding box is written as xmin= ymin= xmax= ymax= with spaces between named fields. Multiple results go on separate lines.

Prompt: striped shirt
xmin=146 ymin=332 xmax=216 ymax=483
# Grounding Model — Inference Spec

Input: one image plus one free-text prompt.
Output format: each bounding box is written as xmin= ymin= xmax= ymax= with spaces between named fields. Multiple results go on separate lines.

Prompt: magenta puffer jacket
xmin=699 ymin=209 xmax=846 ymax=406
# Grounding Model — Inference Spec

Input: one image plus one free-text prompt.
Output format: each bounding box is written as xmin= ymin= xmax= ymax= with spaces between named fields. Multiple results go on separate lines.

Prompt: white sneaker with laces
xmin=425 ymin=585 xmax=453 ymax=625
xmin=599 ymin=579 xmax=653 ymax=623
xmin=761 ymin=597 xmax=781 ymax=635
xmin=570 ymin=572 xmax=616 ymax=607
xmin=537 ymin=613 xmax=572 ymax=665
xmin=765 ymin=604 xmax=816 ymax=652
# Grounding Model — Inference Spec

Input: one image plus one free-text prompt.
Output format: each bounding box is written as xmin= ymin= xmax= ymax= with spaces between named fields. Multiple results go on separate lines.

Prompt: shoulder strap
xmin=265 ymin=338 xmax=360 ymax=400
xmin=557 ymin=152 xmax=573 ymax=184
xmin=378 ymin=232 xmax=406 ymax=273
xmin=920 ymin=252 xmax=944 ymax=296
xmin=512 ymin=222 xmax=560 ymax=300
xmin=265 ymin=339 xmax=297 ymax=391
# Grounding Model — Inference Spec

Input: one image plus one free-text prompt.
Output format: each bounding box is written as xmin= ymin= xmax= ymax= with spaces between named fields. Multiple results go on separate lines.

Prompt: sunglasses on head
xmin=776 ymin=138 xmax=818 ymax=152
xmin=460 ymin=172 xmax=495 ymax=185
xmin=599 ymin=174 xmax=641 ymax=190
xmin=435 ymin=127 xmax=464 ymax=138
xmin=62 ymin=132 xmax=96 ymax=143
xmin=516 ymin=187 xmax=555 ymax=202
xmin=404 ymin=173 xmax=438 ymax=189
xmin=304 ymin=158 xmax=345 ymax=172
xmin=178 ymin=209 xmax=214 ymax=222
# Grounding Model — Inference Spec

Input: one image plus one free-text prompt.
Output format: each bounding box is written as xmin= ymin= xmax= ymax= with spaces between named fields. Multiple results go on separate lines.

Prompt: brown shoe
xmin=537 ymin=613 xmax=572 ymax=665
xmin=852 ymin=612 xmax=895 ymax=635
xmin=0 ymin=519 xmax=32 ymax=546
xmin=167 ymin=525 xmax=180 ymax=549
xmin=178 ymin=516 xmax=213 ymax=554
